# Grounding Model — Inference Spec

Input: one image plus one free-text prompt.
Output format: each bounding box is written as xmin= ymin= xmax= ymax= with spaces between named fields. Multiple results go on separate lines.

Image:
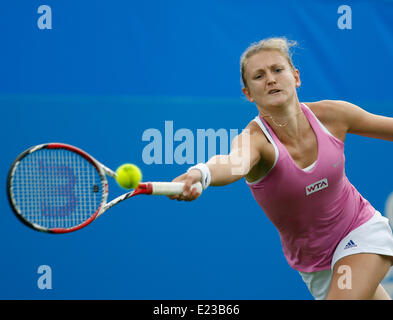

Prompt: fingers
xmin=180 ymin=187 xmax=201 ymax=201
xmin=168 ymin=170 xmax=202 ymax=202
xmin=167 ymin=173 xmax=187 ymax=200
xmin=168 ymin=185 xmax=201 ymax=201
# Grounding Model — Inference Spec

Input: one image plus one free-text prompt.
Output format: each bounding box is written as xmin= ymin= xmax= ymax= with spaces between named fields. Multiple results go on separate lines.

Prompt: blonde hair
xmin=240 ymin=37 xmax=298 ymax=88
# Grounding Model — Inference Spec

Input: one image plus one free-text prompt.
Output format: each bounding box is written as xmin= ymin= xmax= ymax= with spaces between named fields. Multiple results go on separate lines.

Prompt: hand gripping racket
xmin=7 ymin=143 xmax=202 ymax=234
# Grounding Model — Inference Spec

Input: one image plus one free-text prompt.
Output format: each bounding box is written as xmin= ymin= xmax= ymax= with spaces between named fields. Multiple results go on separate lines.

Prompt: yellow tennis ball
xmin=115 ymin=164 xmax=142 ymax=189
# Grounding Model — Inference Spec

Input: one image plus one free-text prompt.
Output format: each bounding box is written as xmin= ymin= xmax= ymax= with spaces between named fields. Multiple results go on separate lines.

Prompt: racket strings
xmin=11 ymin=148 xmax=104 ymax=230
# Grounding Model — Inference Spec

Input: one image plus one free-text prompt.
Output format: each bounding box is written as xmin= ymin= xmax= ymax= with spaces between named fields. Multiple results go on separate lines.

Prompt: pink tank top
xmin=247 ymin=103 xmax=375 ymax=272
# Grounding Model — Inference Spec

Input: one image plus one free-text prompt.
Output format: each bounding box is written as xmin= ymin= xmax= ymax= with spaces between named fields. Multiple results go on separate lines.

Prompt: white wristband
xmin=187 ymin=163 xmax=211 ymax=190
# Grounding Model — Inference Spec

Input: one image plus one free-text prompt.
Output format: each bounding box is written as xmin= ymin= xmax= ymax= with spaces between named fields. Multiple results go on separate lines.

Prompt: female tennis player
xmin=169 ymin=37 xmax=393 ymax=300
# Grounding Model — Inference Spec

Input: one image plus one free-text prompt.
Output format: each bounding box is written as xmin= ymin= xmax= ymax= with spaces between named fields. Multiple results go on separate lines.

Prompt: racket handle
xmin=150 ymin=182 xmax=202 ymax=196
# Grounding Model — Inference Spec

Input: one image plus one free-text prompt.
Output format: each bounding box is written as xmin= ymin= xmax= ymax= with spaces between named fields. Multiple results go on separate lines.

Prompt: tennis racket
xmin=7 ymin=143 xmax=202 ymax=234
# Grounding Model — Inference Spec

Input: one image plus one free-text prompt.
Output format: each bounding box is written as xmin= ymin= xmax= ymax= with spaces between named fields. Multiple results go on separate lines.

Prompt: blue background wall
xmin=1 ymin=0 xmax=393 ymax=299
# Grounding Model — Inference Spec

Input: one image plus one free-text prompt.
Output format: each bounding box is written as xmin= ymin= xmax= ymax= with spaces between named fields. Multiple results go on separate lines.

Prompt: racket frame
xmin=7 ymin=143 xmax=110 ymax=234
xmin=7 ymin=143 xmax=202 ymax=234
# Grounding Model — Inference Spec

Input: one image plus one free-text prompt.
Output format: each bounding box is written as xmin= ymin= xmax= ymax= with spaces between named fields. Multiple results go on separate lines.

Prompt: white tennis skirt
xmin=299 ymin=210 xmax=393 ymax=300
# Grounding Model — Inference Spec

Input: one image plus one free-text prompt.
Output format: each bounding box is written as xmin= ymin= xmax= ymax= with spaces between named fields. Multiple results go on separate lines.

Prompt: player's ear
xmin=242 ymin=87 xmax=255 ymax=102
xmin=294 ymin=69 xmax=301 ymax=88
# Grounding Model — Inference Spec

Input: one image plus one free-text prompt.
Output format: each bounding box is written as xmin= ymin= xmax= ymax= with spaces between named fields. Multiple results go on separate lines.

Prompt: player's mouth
xmin=268 ymin=89 xmax=282 ymax=94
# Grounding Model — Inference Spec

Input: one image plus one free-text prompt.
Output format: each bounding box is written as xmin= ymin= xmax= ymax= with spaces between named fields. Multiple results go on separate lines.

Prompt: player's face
xmin=242 ymin=50 xmax=301 ymax=109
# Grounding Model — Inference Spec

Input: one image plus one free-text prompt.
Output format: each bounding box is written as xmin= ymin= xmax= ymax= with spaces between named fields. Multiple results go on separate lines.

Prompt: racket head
xmin=7 ymin=143 xmax=109 ymax=233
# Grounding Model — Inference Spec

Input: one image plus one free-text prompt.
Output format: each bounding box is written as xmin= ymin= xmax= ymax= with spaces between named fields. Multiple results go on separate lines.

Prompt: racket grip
xmin=150 ymin=182 xmax=202 ymax=196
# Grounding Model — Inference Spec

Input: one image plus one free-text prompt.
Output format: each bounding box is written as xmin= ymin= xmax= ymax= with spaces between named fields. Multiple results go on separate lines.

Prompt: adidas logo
xmin=344 ymin=240 xmax=357 ymax=250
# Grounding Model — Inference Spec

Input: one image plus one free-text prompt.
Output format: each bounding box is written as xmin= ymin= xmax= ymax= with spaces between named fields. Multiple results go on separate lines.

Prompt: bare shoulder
xmin=245 ymin=119 xmax=265 ymax=133
xmin=305 ymin=100 xmax=351 ymax=122
xmin=244 ymin=119 xmax=270 ymax=145
xmin=303 ymin=100 xmax=353 ymax=142
xmin=303 ymin=100 xmax=393 ymax=141
xmin=240 ymin=118 xmax=275 ymax=160
xmin=229 ymin=119 xmax=270 ymax=151
xmin=242 ymin=119 xmax=276 ymax=182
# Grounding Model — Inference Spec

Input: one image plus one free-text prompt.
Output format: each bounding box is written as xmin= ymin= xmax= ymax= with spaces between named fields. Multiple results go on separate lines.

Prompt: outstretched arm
xmin=169 ymin=124 xmax=266 ymax=201
xmin=342 ymin=101 xmax=393 ymax=141
xmin=313 ymin=100 xmax=393 ymax=141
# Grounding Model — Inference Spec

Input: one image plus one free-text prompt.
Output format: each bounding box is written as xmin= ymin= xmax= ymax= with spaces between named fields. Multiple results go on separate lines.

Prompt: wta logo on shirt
xmin=306 ymin=178 xmax=328 ymax=195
